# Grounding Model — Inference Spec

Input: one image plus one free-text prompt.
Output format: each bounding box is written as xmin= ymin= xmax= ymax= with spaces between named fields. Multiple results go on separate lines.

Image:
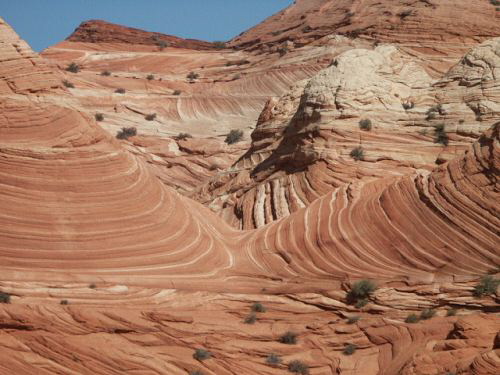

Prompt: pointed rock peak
xmin=0 ymin=17 xmax=61 ymax=94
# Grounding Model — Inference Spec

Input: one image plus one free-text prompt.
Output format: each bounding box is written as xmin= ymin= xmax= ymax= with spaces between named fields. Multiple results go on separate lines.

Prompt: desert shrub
xmin=101 ymin=70 xmax=111 ymax=76
xmin=343 ymin=344 xmax=357 ymax=355
xmin=173 ymin=89 xmax=182 ymax=95
xmin=405 ymin=313 xmax=419 ymax=323
xmin=347 ymin=316 xmax=360 ymax=324
xmin=193 ymin=348 xmax=211 ymax=361
xmin=190 ymin=371 xmax=204 ymax=375
xmin=115 ymin=88 xmax=126 ymax=94
xmin=225 ymin=59 xmax=250 ymax=67
xmin=350 ymin=146 xmax=364 ymax=161
xmin=213 ymin=41 xmax=226 ymax=49
xmin=225 ymin=129 xmax=244 ymax=144
xmin=0 ymin=292 xmax=11 ymax=304
xmin=280 ymin=331 xmax=298 ymax=345
xmin=146 ymin=74 xmax=155 ymax=81
xmin=157 ymin=40 xmax=168 ymax=50
xmin=89 ymin=283 xmax=97 ymax=289
xmin=278 ymin=47 xmax=289 ymax=57
xmin=95 ymin=113 xmax=104 ymax=122
xmin=490 ymin=0 xmax=500 ymax=5
xmin=116 ymin=127 xmax=137 ymax=140
xmin=359 ymin=119 xmax=372 ymax=131
xmin=420 ymin=308 xmax=436 ymax=320
xmin=266 ymin=353 xmax=282 ymax=366
xmin=473 ymin=275 xmax=500 ymax=297
xmin=145 ymin=113 xmax=157 ymax=121
xmin=244 ymin=313 xmax=257 ymax=324
xmin=62 ymin=80 xmax=74 ymax=88
xmin=398 ymin=10 xmax=413 ymax=19
xmin=251 ymin=302 xmax=266 ymax=313
xmin=233 ymin=73 xmax=241 ymax=80
xmin=354 ymin=298 xmax=368 ymax=309
xmin=187 ymin=72 xmax=200 ymax=81
xmin=288 ymin=360 xmax=309 ymax=374
xmin=177 ymin=132 xmax=192 ymax=140
xmin=66 ymin=62 xmax=80 ymax=73
xmin=434 ymin=124 xmax=449 ymax=146
xmin=60 ymin=299 xmax=69 ymax=305
xmin=347 ymin=280 xmax=377 ymax=304
xmin=446 ymin=308 xmax=457 ymax=317
xmin=402 ymin=101 xmax=415 ymax=110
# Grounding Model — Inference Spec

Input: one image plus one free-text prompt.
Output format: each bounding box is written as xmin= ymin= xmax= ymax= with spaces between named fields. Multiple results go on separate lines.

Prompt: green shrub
xmin=89 ymin=283 xmax=97 ymax=289
xmin=145 ymin=113 xmax=157 ymax=121
xmin=405 ymin=313 xmax=419 ymax=323
xmin=0 ymin=292 xmax=11 ymax=304
xmin=278 ymin=47 xmax=289 ymax=57
xmin=187 ymin=72 xmax=200 ymax=81
xmin=244 ymin=313 xmax=257 ymax=324
xmin=173 ymin=89 xmax=182 ymax=95
xmin=434 ymin=124 xmax=449 ymax=146
xmin=490 ymin=0 xmax=500 ymax=6
xmin=60 ymin=299 xmax=69 ymax=305
xmin=157 ymin=40 xmax=169 ymax=50
xmin=343 ymin=344 xmax=357 ymax=355
xmin=354 ymin=299 xmax=368 ymax=309
xmin=116 ymin=127 xmax=137 ymax=140
xmin=213 ymin=41 xmax=227 ymax=49
xmin=62 ymin=80 xmax=74 ymax=88
xmin=347 ymin=316 xmax=360 ymax=324
xmin=279 ymin=331 xmax=298 ymax=345
xmin=193 ymin=348 xmax=211 ymax=361
xmin=350 ymin=147 xmax=364 ymax=161
xmin=288 ymin=360 xmax=309 ymax=374
xmin=146 ymin=74 xmax=155 ymax=81
xmin=66 ymin=62 xmax=80 ymax=73
xmin=115 ymin=88 xmax=126 ymax=94
xmin=420 ymin=309 xmax=436 ymax=320
xmin=347 ymin=280 xmax=377 ymax=304
xmin=251 ymin=302 xmax=266 ymax=313
xmin=473 ymin=275 xmax=500 ymax=297
xmin=266 ymin=353 xmax=282 ymax=366
xmin=177 ymin=133 xmax=192 ymax=140
xmin=95 ymin=113 xmax=104 ymax=122
xmin=359 ymin=119 xmax=372 ymax=131
xmin=446 ymin=308 xmax=457 ymax=317
xmin=101 ymin=70 xmax=111 ymax=76
xmin=225 ymin=129 xmax=244 ymax=144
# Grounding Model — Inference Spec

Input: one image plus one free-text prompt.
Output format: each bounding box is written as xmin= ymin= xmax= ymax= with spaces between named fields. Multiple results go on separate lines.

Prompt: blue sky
xmin=0 ymin=0 xmax=293 ymax=51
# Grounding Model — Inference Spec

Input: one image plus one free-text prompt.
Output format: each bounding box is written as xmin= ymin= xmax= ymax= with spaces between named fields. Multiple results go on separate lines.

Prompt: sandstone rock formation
xmin=0 ymin=1 xmax=499 ymax=373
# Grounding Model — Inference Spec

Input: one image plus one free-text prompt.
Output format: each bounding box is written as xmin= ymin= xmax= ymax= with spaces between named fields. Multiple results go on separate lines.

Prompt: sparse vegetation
xmin=116 ymin=127 xmax=137 ymax=140
xmin=266 ymin=353 xmax=282 ymax=366
xmin=173 ymin=89 xmax=182 ymax=96
xmin=280 ymin=331 xmax=298 ymax=345
xmin=146 ymin=74 xmax=155 ymax=81
xmin=193 ymin=348 xmax=211 ymax=361
xmin=157 ymin=40 xmax=169 ymax=50
xmin=350 ymin=146 xmax=364 ymax=161
xmin=177 ymin=132 xmax=192 ymax=140
xmin=0 ymin=292 xmax=11 ymax=304
xmin=190 ymin=371 xmax=204 ymax=375
xmin=244 ymin=313 xmax=257 ymax=324
xmin=288 ymin=360 xmax=309 ymax=374
xmin=66 ymin=62 xmax=80 ymax=73
xmin=251 ymin=302 xmax=266 ymax=313
xmin=359 ymin=119 xmax=372 ymax=131
xmin=420 ymin=308 xmax=436 ymax=320
xmin=426 ymin=104 xmax=445 ymax=120
xmin=347 ymin=280 xmax=377 ymax=304
xmin=343 ymin=344 xmax=357 ymax=355
xmin=60 ymin=299 xmax=69 ymax=305
xmin=62 ymin=80 xmax=74 ymax=88
xmin=278 ymin=47 xmax=289 ymax=57
xmin=95 ymin=113 xmax=104 ymax=122
xmin=405 ymin=313 xmax=419 ymax=323
xmin=187 ymin=72 xmax=200 ymax=82
xmin=398 ymin=10 xmax=413 ymax=19
xmin=446 ymin=308 xmax=457 ymax=317
xmin=347 ymin=316 xmax=360 ymax=324
xmin=354 ymin=298 xmax=368 ymax=309
xmin=490 ymin=0 xmax=500 ymax=6
xmin=145 ymin=113 xmax=157 ymax=121
xmin=115 ymin=88 xmax=126 ymax=94
xmin=473 ymin=275 xmax=500 ymax=297
xmin=225 ymin=129 xmax=244 ymax=144
xmin=213 ymin=41 xmax=227 ymax=49
xmin=434 ymin=124 xmax=449 ymax=146
xmin=402 ymin=101 xmax=415 ymax=110
xmin=89 ymin=283 xmax=97 ymax=289
xmin=101 ymin=70 xmax=111 ymax=76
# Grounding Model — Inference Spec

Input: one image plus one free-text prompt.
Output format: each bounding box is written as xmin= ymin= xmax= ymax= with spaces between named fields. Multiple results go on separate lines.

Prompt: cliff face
xmin=67 ymin=19 xmax=216 ymax=50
